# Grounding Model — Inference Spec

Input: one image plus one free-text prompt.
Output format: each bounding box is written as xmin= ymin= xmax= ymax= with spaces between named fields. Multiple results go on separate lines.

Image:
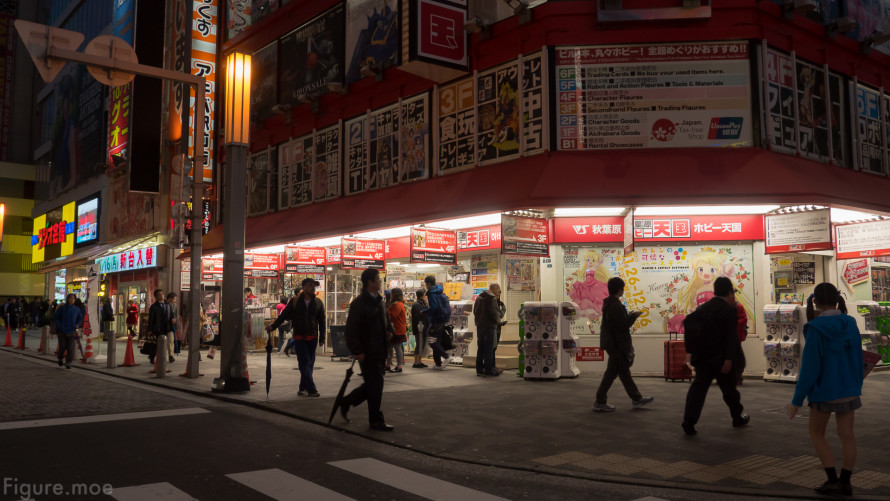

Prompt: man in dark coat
xmin=147 ymin=289 xmax=172 ymax=365
xmin=473 ymin=284 xmax=502 ymax=377
xmin=339 ymin=268 xmax=394 ymax=431
xmin=681 ymin=276 xmax=749 ymax=435
xmin=593 ymin=277 xmax=654 ymax=412
xmin=266 ymin=278 xmax=326 ymax=397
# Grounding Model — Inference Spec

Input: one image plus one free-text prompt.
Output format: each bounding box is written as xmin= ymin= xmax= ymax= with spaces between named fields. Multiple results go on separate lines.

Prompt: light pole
xmin=217 ymin=50 xmax=252 ymax=392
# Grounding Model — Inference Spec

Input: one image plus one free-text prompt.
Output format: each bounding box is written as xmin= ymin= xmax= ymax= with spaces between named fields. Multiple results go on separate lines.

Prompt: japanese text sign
xmin=244 ymin=253 xmax=281 ymax=270
xmin=341 ymin=238 xmax=385 ymax=269
xmin=457 ymin=225 xmax=501 ymax=251
xmin=285 ymin=246 xmax=326 ymax=274
xmin=502 ymin=215 xmax=549 ymax=257
xmin=551 ymin=217 xmax=624 ymax=243
xmin=189 ymin=0 xmax=218 ymax=181
xmin=410 ymin=228 xmax=457 ymax=264
xmin=576 ymin=347 xmax=604 ymax=362
xmin=98 ymin=246 xmax=158 ymax=274
xmin=633 ymin=215 xmax=764 ymax=242
xmin=765 ymin=210 xmax=832 ymax=254
xmin=842 ymin=259 xmax=870 ymax=286
xmin=836 ymin=219 xmax=890 ymax=260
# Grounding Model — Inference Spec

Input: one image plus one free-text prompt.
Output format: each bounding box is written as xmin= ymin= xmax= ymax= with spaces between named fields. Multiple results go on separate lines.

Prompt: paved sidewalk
xmin=3 ymin=336 xmax=889 ymax=500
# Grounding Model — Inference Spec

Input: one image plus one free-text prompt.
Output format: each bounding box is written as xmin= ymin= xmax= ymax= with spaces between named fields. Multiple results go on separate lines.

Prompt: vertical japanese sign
xmin=341 ymin=237 xmax=385 ymax=269
xmin=400 ymin=93 xmax=429 ymax=183
xmin=765 ymin=210 xmax=833 ymax=254
xmin=313 ymin=124 xmax=341 ymax=202
xmin=522 ymin=50 xmax=546 ymax=157
xmin=501 ymin=215 xmax=550 ymax=257
xmin=278 ymin=133 xmax=314 ymax=209
xmin=623 ymin=210 xmax=634 ymax=254
xmin=477 ymin=60 xmax=520 ymax=164
xmin=856 ymin=84 xmax=885 ymax=175
xmin=345 ymin=0 xmax=400 ymax=84
xmin=279 ymin=4 xmax=346 ymax=104
xmin=0 ymin=8 xmax=16 ymax=161
xmin=437 ymin=76 xmax=475 ymax=173
xmin=107 ymin=0 xmax=135 ymax=167
xmin=189 ymin=0 xmax=217 ymax=182
xmin=345 ymin=113 xmax=368 ymax=195
xmin=168 ymin=0 xmax=189 ymax=145
xmin=410 ymin=227 xmax=457 ymax=264
xmin=765 ymin=48 xmax=795 ymax=153
xmin=369 ymin=103 xmax=399 ymax=189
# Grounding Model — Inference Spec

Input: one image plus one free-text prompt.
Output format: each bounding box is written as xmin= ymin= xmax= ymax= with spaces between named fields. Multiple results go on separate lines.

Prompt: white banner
xmin=836 ymin=219 xmax=890 ymax=260
xmin=765 ymin=210 xmax=832 ymax=254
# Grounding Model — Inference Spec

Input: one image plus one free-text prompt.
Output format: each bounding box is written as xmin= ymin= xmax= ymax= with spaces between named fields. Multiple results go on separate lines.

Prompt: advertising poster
xmin=793 ymin=262 xmax=816 ymax=285
xmin=437 ymin=76 xmax=475 ymax=173
xmin=345 ymin=114 xmax=368 ymax=195
xmin=506 ymin=258 xmax=536 ymax=291
xmin=522 ymin=50 xmax=547 ymax=156
xmin=105 ymin=175 xmax=158 ymax=242
xmin=369 ymin=103 xmax=399 ymax=189
xmin=75 ymin=195 xmax=100 ymax=247
xmin=563 ymin=245 xmax=755 ymax=336
xmin=313 ymin=125 xmax=341 ymax=202
xmin=502 ymin=215 xmax=550 ymax=257
xmin=477 ymin=60 xmax=520 ymax=164
xmin=458 ymin=225 xmax=501 ymax=252
xmin=856 ymin=84 xmax=885 ymax=174
xmin=846 ymin=0 xmax=890 ymax=45
xmin=410 ymin=227 xmax=457 ymax=264
xmin=279 ymin=4 xmax=345 ymax=104
xmin=244 ymin=253 xmax=281 ymax=278
xmin=765 ymin=210 xmax=832 ymax=254
xmin=251 ymin=42 xmax=278 ymax=124
xmin=555 ymin=41 xmax=752 ymax=151
xmin=285 ymin=246 xmax=326 ymax=274
xmin=795 ymin=59 xmax=829 ymax=161
xmin=471 ymin=257 xmax=499 ymax=296
xmin=278 ymin=133 xmax=314 ymax=209
xmin=341 ymin=237 xmax=385 ymax=269
xmin=248 ymin=150 xmax=270 ymax=215
xmin=400 ymin=93 xmax=429 ymax=183
xmin=188 ymin=0 xmax=217 ymax=182
xmin=836 ymin=219 xmax=890 ymax=259
xmin=345 ymin=0 xmax=400 ymax=84
xmin=107 ymin=0 xmax=134 ymax=168
xmin=843 ymin=259 xmax=871 ymax=287
xmin=326 ymin=245 xmax=342 ymax=265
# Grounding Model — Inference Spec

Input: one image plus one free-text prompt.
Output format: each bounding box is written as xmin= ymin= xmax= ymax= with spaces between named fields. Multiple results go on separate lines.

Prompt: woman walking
xmin=126 ymin=299 xmax=139 ymax=338
xmin=387 ymin=288 xmax=407 ymax=373
xmin=789 ymin=283 xmax=864 ymax=496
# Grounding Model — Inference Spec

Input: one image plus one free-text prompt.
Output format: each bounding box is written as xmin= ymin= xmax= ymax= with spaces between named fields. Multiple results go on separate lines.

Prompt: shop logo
xmin=651 ymin=119 xmax=676 ymax=142
xmin=572 ymin=225 xmax=588 ymax=235
xmin=708 ymin=117 xmax=744 ymax=140
xmin=33 ymin=221 xmax=75 ymax=249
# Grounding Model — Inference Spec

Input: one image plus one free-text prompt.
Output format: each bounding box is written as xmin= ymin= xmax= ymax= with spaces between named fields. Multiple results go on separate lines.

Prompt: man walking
xmin=593 ymin=277 xmax=654 ymax=412
xmin=473 ymin=283 xmax=502 ymax=377
xmin=339 ymin=268 xmax=394 ymax=431
xmin=166 ymin=293 xmax=179 ymax=362
xmin=147 ymin=289 xmax=171 ymax=366
xmin=423 ymin=275 xmax=452 ymax=369
xmin=53 ymin=294 xmax=83 ymax=369
xmin=266 ymin=279 xmax=326 ymax=396
xmin=681 ymin=276 xmax=749 ymax=435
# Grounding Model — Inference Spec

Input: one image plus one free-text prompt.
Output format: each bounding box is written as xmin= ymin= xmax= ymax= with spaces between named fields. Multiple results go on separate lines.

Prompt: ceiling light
xmin=246 ymin=244 xmax=285 ymax=254
xmin=633 ymin=205 xmax=780 ymax=216
xmin=426 ymin=213 xmax=502 ymax=230
xmin=292 ymin=236 xmax=342 ymax=247
xmin=552 ymin=207 xmax=627 ymax=217
xmin=354 ymin=226 xmax=412 ymax=239
xmin=830 ymin=208 xmax=885 ymax=223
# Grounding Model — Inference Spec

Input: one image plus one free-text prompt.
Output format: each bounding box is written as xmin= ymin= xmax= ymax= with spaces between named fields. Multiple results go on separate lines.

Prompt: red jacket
xmin=736 ymin=302 xmax=748 ymax=342
xmin=126 ymin=304 xmax=139 ymax=325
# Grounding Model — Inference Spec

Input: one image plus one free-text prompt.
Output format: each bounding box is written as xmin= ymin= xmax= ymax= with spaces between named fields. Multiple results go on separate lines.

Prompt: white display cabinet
xmin=762 ymin=304 xmax=805 ymax=382
xmin=522 ymin=301 xmax=560 ymax=379
xmin=558 ymin=301 xmax=581 ymax=378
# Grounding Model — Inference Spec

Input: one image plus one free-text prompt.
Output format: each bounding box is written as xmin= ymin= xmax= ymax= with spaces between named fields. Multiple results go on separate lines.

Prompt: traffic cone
xmin=15 ymin=327 xmax=27 ymax=349
xmin=37 ymin=333 xmax=44 ymax=353
xmin=3 ymin=324 xmax=13 ymax=346
xmin=119 ymin=335 xmax=139 ymax=367
xmin=241 ymin=342 xmax=256 ymax=385
xmin=81 ymin=337 xmax=94 ymax=363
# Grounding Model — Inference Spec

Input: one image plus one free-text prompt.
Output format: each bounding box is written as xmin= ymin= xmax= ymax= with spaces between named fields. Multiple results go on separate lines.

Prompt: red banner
xmin=551 ymin=217 xmax=625 ymax=243
xmin=342 ymin=238 xmax=385 ymax=270
xmin=245 ymin=253 xmax=281 ymax=270
xmin=633 ymin=214 xmax=764 ymax=242
xmin=326 ymin=246 xmax=342 ymax=265
xmin=410 ymin=228 xmax=457 ymax=264
xmin=842 ymin=259 xmax=870 ymax=286
xmin=457 ymin=225 xmax=501 ymax=251
xmin=576 ymin=347 xmax=604 ymax=362
xmin=502 ymin=215 xmax=550 ymax=256
xmin=285 ymin=246 xmax=326 ymax=273
xmin=385 ymin=237 xmax=410 ymax=260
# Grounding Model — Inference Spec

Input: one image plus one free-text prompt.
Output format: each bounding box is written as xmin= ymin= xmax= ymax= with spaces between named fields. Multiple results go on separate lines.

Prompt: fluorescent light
xmin=246 ymin=244 xmax=285 ymax=254
xmin=633 ymin=205 xmax=780 ymax=216
xmin=354 ymin=226 xmax=412 ymax=239
xmin=414 ymin=263 xmax=441 ymax=268
xmin=326 ymin=267 xmax=332 ymax=271
xmin=830 ymin=208 xmax=885 ymax=223
xmin=387 ymin=262 xmax=401 ymax=266
xmin=426 ymin=213 xmax=501 ymax=230
xmin=292 ymin=236 xmax=341 ymax=247
xmin=553 ymin=207 xmax=627 ymax=217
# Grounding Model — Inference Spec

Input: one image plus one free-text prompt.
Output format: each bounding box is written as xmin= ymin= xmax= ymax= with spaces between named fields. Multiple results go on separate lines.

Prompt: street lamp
xmin=216 ymin=50 xmax=252 ymax=392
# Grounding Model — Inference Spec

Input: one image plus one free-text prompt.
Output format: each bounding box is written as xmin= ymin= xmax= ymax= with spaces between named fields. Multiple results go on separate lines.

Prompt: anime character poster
xmin=251 ymin=42 xmax=278 ymax=125
xmin=279 ymin=4 xmax=345 ymax=105
xmin=477 ymin=61 xmax=520 ymax=164
xmin=400 ymin=93 xmax=429 ymax=183
xmin=368 ymin=104 xmax=399 ymax=189
xmin=313 ymin=125 xmax=341 ymax=202
xmin=345 ymin=0 xmax=400 ymax=84
xmin=248 ymin=150 xmax=270 ymax=215
xmin=564 ymin=248 xmax=623 ymax=335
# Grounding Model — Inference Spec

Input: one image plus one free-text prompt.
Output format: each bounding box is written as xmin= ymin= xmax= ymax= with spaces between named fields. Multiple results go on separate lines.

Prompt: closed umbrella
xmin=328 ymin=359 xmax=357 ymax=425
xmin=265 ymin=334 xmax=273 ymax=398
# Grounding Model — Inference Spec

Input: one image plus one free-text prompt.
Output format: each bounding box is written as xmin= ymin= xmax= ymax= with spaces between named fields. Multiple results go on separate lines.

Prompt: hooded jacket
xmin=792 ymin=312 xmax=864 ymax=407
xmin=473 ymin=290 xmax=500 ymax=328
xmin=422 ymin=284 xmax=451 ymax=325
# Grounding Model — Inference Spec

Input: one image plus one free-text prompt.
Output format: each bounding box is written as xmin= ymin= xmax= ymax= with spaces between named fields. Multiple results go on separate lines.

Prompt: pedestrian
xmin=788 ymin=283 xmax=863 ymax=496
xmin=146 ymin=289 xmax=171 ymax=365
xmin=735 ymin=301 xmax=748 ymax=385
xmin=473 ymin=283 xmax=502 ymax=377
xmin=410 ymin=289 xmax=428 ymax=368
xmin=20 ymin=298 xmax=30 ymax=329
xmin=101 ymin=298 xmax=114 ymax=337
xmin=265 ymin=279 xmax=326 ymax=397
xmin=74 ymin=298 xmax=86 ymax=321
xmin=681 ymin=276 xmax=748 ymax=435
xmin=593 ymin=277 xmax=654 ymax=411
xmin=493 ymin=286 xmax=507 ymax=374
xmin=53 ymin=293 xmax=83 ymax=369
xmin=31 ymin=298 xmax=42 ymax=328
xmin=3 ymin=297 xmax=11 ymax=327
xmin=422 ymin=275 xmax=452 ymax=370
xmin=339 ymin=268 xmax=394 ymax=431
xmin=7 ymin=297 xmax=21 ymax=332
xmin=126 ymin=299 xmax=139 ymax=338
xmin=275 ymin=295 xmax=290 ymax=353
xmin=40 ymin=298 xmax=49 ymax=327
xmin=166 ymin=293 xmax=179 ymax=362
xmin=387 ymin=288 xmax=407 ymax=373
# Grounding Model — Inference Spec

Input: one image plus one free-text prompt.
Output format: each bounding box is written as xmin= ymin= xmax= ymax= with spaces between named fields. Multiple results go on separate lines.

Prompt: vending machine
xmin=449 ymin=300 xmax=474 ymax=365
xmin=762 ymin=304 xmax=805 ymax=382
xmin=558 ymin=301 xmax=581 ymax=378
xmin=522 ymin=301 xmax=560 ymax=379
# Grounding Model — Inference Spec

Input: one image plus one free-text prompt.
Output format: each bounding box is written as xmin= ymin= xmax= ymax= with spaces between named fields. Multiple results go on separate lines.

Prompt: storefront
xmin=97 ymin=245 xmax=165 ymax=337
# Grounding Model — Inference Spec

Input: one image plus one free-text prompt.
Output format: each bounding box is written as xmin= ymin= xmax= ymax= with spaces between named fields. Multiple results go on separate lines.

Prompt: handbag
xmin=440 ymin=325 xmax=455 ymax=351
xmin=201 ymin=323 xmax=215 ymax=342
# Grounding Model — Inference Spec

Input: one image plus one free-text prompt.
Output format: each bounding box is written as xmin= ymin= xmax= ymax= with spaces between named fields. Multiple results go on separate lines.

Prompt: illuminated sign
xmin=98 ymin=246 xmax=158 ymax=274
xmin=31 ymin=202 xmax=76 ymax=263
xmin=75 ymin=194 xmax=100 ymax=247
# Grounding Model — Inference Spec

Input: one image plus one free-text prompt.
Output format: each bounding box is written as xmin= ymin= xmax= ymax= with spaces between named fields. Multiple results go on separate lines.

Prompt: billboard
xmin=410 ymin=227 xmax=457 ymax=264
xmin=279 ymin=4 xmax=346 ymax=104
xmin=75 ymin=193 xmax=100 ymax=247
xmin=285 ymin=246 xmax=326 ymax=273
xmin=188 ymin=0 xmax=218 ymax=182
xmin=341 ymin=237 xmax=385 ymax=269
xmin=345 ymin=0 xmax=400 ymax=83
xmin=502 ymin=215 xmax=549 ymax=257
xmin=31 ymin=202 xmax=76 ymax=264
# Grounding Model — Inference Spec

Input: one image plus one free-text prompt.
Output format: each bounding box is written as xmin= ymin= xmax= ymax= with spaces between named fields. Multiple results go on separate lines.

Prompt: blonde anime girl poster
xmin=564 ymin=247 xmax=623 ymax=334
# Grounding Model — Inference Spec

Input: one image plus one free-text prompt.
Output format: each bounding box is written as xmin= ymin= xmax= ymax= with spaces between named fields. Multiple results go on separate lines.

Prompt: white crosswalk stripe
xmin=226 ymin=468 xmax=355 ymax=501
xmin=631 ymin=497 xmax=670 ymax=501
xmin=110 ymin=482 xmax=196 ymax=501
xmin=329 ymin=457 xmax=511 ymax=501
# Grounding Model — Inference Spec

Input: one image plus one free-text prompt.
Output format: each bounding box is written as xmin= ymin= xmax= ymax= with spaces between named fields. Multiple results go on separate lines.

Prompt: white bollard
xmin=156 ymin=334 xmax=167 ymax=378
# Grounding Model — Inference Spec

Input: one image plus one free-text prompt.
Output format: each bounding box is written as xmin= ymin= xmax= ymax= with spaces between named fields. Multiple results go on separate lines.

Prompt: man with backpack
xmin=681 ymin=276 xmax=749 ymax=435
xmin=422 ymin=275 xmax=451 ymax=369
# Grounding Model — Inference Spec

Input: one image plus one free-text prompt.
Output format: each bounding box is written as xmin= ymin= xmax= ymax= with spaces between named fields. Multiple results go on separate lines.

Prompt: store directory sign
xmin=410 ymin=227 xmax=457 ymax=264
xmin=765 ymin=210 xmax=832 ymax=254
xmin=341 ymin=238 xmax=385 ymax=269
xmin=244 ymin=253 xmax=281 ymax=277
xmin=285 ymin=246 xmax=326 ymax=274
xmin=501 ymin=215 xmax=549 ymax=257
xmin=836 ymin=219 xmax=890 ymax=259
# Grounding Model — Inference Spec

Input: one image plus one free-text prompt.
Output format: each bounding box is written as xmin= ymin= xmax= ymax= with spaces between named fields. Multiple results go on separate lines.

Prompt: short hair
xmin=166 ymin=292 xmax=177 ymax=299
xmin=415 ymin=289 xmax=426 ymax=298
xmin=488 ymin=283 xmax=501 ymax=291
xmin=293 ymin=286 xmax=302 ymax=296
xmin=713 ymin=277 xmax=735 ymax=297
xmin=153 ymin=289 xmax=163 ymax=297
xmin=424 ymin=275 xmax=436 ymax=286
xmin=361 ymin=268 xmax=380 ymax=288
xmin=607 ymin=277 xmax=625 ymax=296
xmin=391 ymin=288 xmax=404 ymax=302
xmin=244 ymin=288 xmax=252 ymax=293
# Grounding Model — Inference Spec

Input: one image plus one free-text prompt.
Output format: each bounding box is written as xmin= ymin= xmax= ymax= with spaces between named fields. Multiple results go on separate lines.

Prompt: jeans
xmin=342 ymin=359 xmax=385 ymax=425
xmin=476 ymin=326 xmax=496 ymax=375
xmin=426 ymin=323 xmax=449 ymax=366
xmin=387 ymin=342 xmax=404 ymax=368
xmin=57 ymin=333 xmax=77 ymax=366
xmin=277 ymin=327 xmax=287 ymax=351
xmin=294 ymin=337 xmax=318 ymax=393
xmin=683 ymin=362 xmax=744 ymax=425
xmin=595 ymin=349 xmax=642 ymax=404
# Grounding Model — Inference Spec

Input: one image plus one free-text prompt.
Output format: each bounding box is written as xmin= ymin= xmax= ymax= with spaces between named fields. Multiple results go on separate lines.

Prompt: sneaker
xmin=633 ymin=396 xmax=654 ymax=409
xmin=592 ymin=403 xmax=616 ymax=412
xmin=681 ymin=421 xmax=697 ymax=435
xmin=298 ymin=390 xmax=308 ymax=396
xmin=385 ymin=366 xmax=394 ymax=373
xmin=394 ymin=367 xmax=402 ymax=373
xmin=476 ymin=373 xmax=488 ymax=377
xmin=433 ymin=364 xmax=445 ymax=370
xmin=307 ymin=391 xmax=320 ymax=397
xmin=412 ymin=363 xmax=425 ymax=368
xmin=732 ymin=414 xmax=750 ymax=428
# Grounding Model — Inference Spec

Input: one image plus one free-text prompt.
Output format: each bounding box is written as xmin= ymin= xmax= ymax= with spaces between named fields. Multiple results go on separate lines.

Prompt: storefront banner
xmin=278 ymin=133 xmax=314 ymax=209
xmin=200 ymin=257 xmax=223 ymax=281
xmin=326 ymin=245 xmax=342 ymax=264
xmin=457 ymin=225 xmax=501 ymax=251
xmin=244 ymin=253 xmax=281 ymax=270
xmin=623 ymin=210 xmax=634 ymax=253
xmin=285 ymin=246 xmax=326 ymax=274
xmin=563 ymin=244 xmax=755 ymax=336
xmin=188 ymin=0 xmax=217 ymax=182
xmin=836 ymin=219 xmax=890 ymax=259
xmin=576 ymin=346 xmax=604 ymax=361
xmin=31 ymin=201 xmax=76 ymax=263
xmin=279 ymin=4 xmax=346 ymax=105
xmin=314 ymin=124 xmax=341 ymax=202
xmin=341 ymin=237 xmax=385 ymax=269
xmin=345 ymin=0 xmax=400 ymax=84
xmin=856 ymin=84 xmax=885 ymax=175
xmin=634 ymin=214 xmax=764 ymax=242
xmin=551 ymin=217 xmax=624 ymax=243
xmin=502 ymin=215 xmax=550 ymax=257
xmin=765 ymin=210 xmax=832 ymax=254
xmin=410 ymin=227 xmax=457 ymax=264
xmin=385 ymin=236 xmax=410 ymax=260
xmin=842 ymin=259 xmax=870 ymax=286
xmin=555 ymin=41 xmax=752 ymax=151
xmin=98 ymin=246 xmax=158 ymax=274
xmin=248 ymin=150 xmax=270 ymax=215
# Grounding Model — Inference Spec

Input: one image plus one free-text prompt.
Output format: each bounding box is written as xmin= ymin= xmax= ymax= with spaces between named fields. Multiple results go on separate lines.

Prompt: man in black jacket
xmin=147 ymin=289 xmax=172 ymax=365
xmin=593 ymin=277 xmax=654 ymax=412
xmin=339 ymin=268 xmax=393 ymax=431
xmin=473 ymin=284 xmax=502 ymax=377
xmin=410 ymin=289 xmax=428 ymax=368
xmin=266 ymin=278 xmax=326 ymax=397
xmin=681 ymin=276 xmax=749 ymax=435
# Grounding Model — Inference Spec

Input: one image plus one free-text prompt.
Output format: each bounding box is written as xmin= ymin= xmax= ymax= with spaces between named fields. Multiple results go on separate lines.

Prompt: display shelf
xmin=762 ymin=304 xmax=805 ymax=383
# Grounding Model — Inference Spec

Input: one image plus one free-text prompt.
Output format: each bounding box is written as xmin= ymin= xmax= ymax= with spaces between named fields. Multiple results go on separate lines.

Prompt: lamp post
xmin=217 ymin=50 xmax=252 ymax=392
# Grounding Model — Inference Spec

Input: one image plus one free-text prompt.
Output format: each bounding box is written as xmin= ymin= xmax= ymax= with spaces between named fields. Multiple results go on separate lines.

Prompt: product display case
xmin=522 ymin=301 xmax=560 ymax=379
xmin=558 ymin=301 xmax=581 ymax=378
xmin=325 ymin=270 xmax=361 ymax=328
xmin=762 ymin=304 xmax=805 ymax=382
xmin=850 ymin=301 xmax=889 ymax=366
xmin=448 ymin=300 xmax=474 ymax=365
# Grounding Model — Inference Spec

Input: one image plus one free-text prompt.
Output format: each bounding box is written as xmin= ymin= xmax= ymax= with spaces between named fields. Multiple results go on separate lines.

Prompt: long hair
xmin=391 ymin=288 xmax=404 ymax=304
xmin=806 ymin=282 xmax=847 ymax=321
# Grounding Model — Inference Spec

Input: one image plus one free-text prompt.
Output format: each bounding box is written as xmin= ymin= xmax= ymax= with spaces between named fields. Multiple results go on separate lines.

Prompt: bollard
xmin=156 ymin=334 xmax=167 ymax=378
xmin=106 ymin=326 xmax=116 ymax=368
xmin=39 ymin=326 xmax=50 ymax=355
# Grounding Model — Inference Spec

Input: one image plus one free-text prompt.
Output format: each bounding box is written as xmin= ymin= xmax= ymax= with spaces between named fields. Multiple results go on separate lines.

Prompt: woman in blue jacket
xmin=789 ymin=283 xmax=863 ymax=496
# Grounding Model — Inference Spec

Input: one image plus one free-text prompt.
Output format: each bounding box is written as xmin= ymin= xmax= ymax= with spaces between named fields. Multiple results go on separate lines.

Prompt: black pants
xmin=342 ymin=359 xmax=385 ymax=425
xmin=595 ymin=349 xmax=641 ymax=404
xmin=683 ymin=362 xmax=744 ymax=425
xmin=57 ymin=334 xmax=77 ymax=366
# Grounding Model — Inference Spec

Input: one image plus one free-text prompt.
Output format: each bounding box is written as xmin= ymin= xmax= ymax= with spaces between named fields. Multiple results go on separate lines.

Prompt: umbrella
xmin=328 ymin=358 xmax=357 ymax=425
xmin=265 ymin=333 xmax=273 ymax=398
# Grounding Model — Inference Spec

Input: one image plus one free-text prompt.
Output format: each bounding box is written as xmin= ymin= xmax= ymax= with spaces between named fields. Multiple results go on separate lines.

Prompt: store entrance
xmin=117 ymin=282 xmax=148 ymax=338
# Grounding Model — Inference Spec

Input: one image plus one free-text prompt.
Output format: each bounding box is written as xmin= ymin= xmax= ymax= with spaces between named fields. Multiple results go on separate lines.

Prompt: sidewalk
xmin=3 ymin=331 xmax=890 ymax=500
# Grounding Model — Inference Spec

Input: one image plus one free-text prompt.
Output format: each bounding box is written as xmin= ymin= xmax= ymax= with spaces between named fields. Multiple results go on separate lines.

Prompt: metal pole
xmin=220 ymin=144 xmax=249 ymax=391
xmin=186 ymin=82 xmax=205 ymax=378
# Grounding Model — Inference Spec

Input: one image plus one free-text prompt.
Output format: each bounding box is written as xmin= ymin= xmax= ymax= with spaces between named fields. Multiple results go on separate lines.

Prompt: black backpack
xmin=682 ymin=309 xmax=708 ymax=356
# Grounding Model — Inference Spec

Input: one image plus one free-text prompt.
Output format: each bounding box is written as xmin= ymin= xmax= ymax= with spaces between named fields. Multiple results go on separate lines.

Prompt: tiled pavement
xmin=3 ymin=330 xmax=890 ymax=499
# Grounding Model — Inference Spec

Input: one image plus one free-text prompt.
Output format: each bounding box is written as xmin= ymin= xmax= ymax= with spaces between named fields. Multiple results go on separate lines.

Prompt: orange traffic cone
xmin=241 ymin=341 xmax=256 ymax=385
xmin=119 ymin=335 xmax=139 ymax=367
xmin=37 ymin=333 xmax=44 ymax=353
xmin=3 ymin=324 xmax=12 ymax=346
xmin=81 ymin=337 xmax=94 ymax=363
xmin=15 ymin=327 xmax=27 ymax=349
